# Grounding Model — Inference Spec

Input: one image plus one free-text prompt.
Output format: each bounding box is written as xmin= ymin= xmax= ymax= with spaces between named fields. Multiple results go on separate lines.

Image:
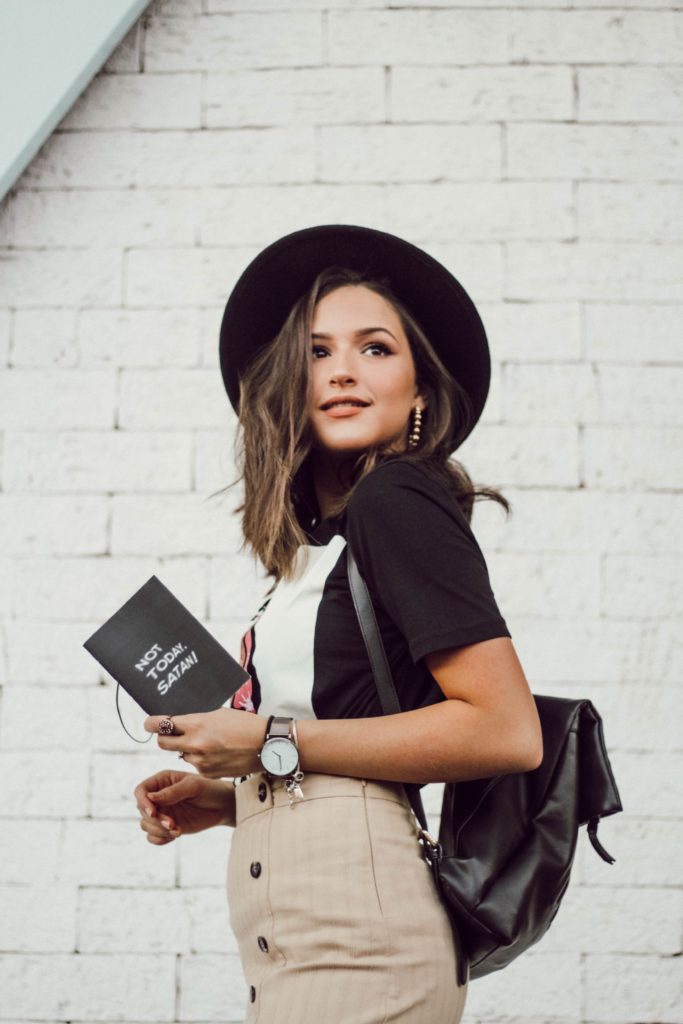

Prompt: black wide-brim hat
xmin=219 ymin=224 xmax=491 ymax=450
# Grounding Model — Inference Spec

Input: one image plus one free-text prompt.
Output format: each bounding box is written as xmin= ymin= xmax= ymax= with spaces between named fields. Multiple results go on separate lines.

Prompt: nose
xmin=330 ymin=368 xmax=356 ymax=386
xmin=327 ymin=350 xmax=357 ymax=386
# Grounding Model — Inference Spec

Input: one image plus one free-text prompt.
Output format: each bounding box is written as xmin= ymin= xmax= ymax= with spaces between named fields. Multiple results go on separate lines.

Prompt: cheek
xmin=307 ymin=366 xmax=322 ymax=409
xmin=378 ymin=363 xmax=417 ymax=405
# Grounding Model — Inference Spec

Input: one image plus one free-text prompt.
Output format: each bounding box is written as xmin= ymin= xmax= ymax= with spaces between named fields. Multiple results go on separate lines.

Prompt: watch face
xmin=260 ymin=737 xmax=299 ymax=777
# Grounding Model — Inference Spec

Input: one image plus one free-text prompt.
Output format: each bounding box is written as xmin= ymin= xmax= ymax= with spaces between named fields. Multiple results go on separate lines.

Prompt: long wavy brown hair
xmin=220 ymin=266 xmax=510 ymax=581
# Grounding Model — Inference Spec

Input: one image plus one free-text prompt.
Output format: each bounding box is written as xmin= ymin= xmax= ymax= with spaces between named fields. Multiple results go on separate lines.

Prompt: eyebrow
xmin=311 ymin=327 xmax=397 ymax=341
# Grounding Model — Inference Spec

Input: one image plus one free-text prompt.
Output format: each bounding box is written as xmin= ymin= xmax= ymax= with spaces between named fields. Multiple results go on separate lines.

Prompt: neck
xmin=309 ymin=449 xmax=358 ymax=520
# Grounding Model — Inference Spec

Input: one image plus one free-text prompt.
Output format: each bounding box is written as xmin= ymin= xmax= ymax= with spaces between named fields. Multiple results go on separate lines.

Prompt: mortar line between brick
xmin=200 ymin=70 xmax=207 ymax=133
xmin=501 ymin=121 xmax=508 ymax=180
xmin=7 ymin=308 xmax=16 ymax=367
xmin=577 ymin=422 xmax=586 ymax=493
xmin=321 ymin=10 xmax=329 ymax=67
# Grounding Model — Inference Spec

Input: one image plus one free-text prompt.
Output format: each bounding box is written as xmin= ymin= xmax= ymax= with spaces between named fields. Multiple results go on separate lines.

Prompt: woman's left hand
xmin=144 ymin=708 xmax=268 ymax=778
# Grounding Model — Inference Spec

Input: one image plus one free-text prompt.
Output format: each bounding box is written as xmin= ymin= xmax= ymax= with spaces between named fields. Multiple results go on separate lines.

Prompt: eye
xmin=311 ymin=345 xmax=329 ymax=359
xmin=363 ymin=341 xmax=391 ymax=356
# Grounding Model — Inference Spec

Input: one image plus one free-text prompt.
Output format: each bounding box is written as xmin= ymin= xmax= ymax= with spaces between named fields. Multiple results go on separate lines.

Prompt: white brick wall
xmin=1 ymin=1 xmax=680 ymax=1022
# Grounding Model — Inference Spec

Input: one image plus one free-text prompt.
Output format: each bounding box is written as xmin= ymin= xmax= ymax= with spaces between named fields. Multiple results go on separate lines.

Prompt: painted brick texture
xmin=0 ymin=1 xmax=680 ymax=1023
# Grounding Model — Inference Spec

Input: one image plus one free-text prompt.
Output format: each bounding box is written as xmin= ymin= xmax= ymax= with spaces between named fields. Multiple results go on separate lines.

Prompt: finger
xmin=138 ymin=770 xmax=191 ymax=791
xmin=137 ymin=815 xmax=176 ymax=839
xmin=146 ymin=832 xmax=176 ymax=846
xmin=178 ymin=754 xmax=201 ymax=772
xmin=137 ymin=800 xmax=157 ymax=819
xmin=135 ymin=796 xmax=156 ymax=818
xmin=147 ymin=776 xmax=199 ymax=806
xmin=144 ymin=715 xmax=187 ymax=736
xmin=155 ymin=734 xmax=189 ymax=753
xmin=134 ymin=781 xmax=161 ymax=818
xmin=139 ymin=820 xmax=172 ymax=841
xmin=138 ymin=802 xmax=174 ymax=828
xmin=139 ymin=816 xmax=180 ymax=840
xmin=134 ymin=773 xmax=176 ymax=815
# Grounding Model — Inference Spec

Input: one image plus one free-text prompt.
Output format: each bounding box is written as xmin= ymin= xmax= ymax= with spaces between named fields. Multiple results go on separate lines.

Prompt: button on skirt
xmin=226 ymin=771 xmax=468 ymax=1024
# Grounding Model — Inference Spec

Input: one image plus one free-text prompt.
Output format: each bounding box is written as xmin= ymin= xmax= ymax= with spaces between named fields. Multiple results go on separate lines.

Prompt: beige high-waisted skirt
xmin=226 ymin=770 xmax=468 ymax=1024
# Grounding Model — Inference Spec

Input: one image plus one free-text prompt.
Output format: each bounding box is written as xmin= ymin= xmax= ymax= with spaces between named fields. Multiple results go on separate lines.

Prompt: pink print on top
xmin=230 ymin=627 xmax=255 ymax=712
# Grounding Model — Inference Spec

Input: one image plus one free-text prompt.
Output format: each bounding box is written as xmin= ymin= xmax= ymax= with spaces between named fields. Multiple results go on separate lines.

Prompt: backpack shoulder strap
xmin=346 ymin=545 xmax=430 ymax=834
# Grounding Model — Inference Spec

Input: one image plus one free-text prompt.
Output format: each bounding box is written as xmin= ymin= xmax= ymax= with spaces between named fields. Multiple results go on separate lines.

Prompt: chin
xmin=316 ymin=442 xmax=370 ymax=458
xmin=314 ymin=433 xmax=406 ymax=458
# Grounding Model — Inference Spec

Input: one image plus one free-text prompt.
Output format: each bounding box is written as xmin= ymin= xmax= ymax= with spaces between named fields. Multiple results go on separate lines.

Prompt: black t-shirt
xmin=229 ymin=459 xmax=511 ymax=721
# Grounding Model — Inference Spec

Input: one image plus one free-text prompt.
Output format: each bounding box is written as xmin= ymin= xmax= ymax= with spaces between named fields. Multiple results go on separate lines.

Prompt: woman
xmin=134 ymin=225 xmax=543 ymax=1024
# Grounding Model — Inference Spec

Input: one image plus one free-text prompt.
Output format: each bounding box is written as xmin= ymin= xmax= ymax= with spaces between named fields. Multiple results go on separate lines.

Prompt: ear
xmin=413 ymin=385 xmax=428 ymax=411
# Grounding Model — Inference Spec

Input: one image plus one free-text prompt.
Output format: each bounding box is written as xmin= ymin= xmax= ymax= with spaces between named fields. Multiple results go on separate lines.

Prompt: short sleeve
xmin=345 ymin=460 xmax=511 ymax=664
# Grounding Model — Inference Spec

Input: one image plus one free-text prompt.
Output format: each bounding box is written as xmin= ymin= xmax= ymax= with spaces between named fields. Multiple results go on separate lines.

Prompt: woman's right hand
xmin=134 ymin=769 xmax=236 ymax=845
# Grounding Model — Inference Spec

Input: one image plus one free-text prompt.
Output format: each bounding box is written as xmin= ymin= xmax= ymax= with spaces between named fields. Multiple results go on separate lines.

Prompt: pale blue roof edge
xmin=0 ymin=0 xmax=153 ymax=203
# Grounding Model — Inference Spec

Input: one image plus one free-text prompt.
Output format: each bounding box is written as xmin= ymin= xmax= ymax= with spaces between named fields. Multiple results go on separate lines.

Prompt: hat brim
xmin=219 ymin=224 xmax=490 ymax=451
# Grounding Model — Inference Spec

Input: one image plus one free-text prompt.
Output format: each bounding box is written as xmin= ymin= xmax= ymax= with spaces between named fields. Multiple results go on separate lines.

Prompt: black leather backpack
xmin=347 ymin=547 xmax=623 ymax=986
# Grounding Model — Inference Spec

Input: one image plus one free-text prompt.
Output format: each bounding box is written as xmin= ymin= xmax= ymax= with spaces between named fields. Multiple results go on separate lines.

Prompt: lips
xmin=319 ymin=398 xmax=370 ymax=410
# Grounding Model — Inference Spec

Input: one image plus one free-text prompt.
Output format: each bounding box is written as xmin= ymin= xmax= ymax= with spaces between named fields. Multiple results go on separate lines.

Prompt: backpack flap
xmin=577 ymin=700 xmax=623 ymax=862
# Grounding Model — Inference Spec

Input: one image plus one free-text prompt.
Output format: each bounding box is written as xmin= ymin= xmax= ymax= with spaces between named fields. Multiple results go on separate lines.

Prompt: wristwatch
xmin=259 ymin=715 xmax=302 ymax=785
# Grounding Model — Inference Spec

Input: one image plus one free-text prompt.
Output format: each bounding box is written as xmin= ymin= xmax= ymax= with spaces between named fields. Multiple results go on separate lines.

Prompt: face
xmin=307 ymin=285 xmax=426 ymax=458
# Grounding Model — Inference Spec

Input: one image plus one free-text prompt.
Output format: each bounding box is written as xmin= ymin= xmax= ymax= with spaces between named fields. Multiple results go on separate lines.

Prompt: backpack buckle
xmin=416 ymin=827 xmax=442 ymax=865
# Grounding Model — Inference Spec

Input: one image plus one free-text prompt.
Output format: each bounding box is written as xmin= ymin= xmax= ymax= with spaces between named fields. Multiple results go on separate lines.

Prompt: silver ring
xmin=158 ymin=717 xmax=175 ymax=735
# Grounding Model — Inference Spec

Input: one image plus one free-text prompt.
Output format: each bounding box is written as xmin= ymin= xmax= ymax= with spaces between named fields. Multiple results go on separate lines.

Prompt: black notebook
xmin=83 ymin=575 xmax=250 ymax=717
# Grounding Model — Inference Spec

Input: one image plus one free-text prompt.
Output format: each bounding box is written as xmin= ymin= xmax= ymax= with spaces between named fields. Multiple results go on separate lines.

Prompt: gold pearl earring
xmin=408 ymin=405 xmax=423 ymax=449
